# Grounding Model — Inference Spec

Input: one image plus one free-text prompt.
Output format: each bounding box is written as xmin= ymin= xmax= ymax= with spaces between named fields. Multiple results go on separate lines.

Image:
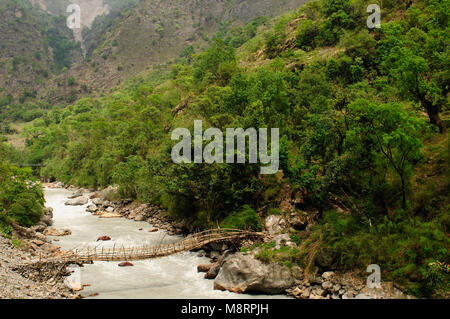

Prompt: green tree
xmin=346 ymin=100 xmax=426 ymax=209
xmin=383 ymin=46 xmax=446 ymax=133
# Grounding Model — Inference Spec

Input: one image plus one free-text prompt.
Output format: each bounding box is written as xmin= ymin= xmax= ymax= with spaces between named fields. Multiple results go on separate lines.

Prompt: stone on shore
xmin=264 ymin=215 xmax=286 ymax=235
xmin=65 ymin=196 xmax=88 ymax=206
xmin=213 ymin=253 xmax=295 ymax=294
xmin=98 ymin=212 xmax=122 ymax=219
xmin=43 ymin=228 xmax=72 ymax=237
xmin=65 ymin=280 xmax=83 ymax=292
xmin=86 ymin=204 xmax=98 ymax=213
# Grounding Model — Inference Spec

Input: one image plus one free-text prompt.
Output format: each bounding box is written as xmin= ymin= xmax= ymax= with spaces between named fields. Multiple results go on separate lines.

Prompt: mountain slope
xmin=0 ymin=0 xmax=82 ymax=102
xmin=42 ymin=0 xmax=309 ymax=102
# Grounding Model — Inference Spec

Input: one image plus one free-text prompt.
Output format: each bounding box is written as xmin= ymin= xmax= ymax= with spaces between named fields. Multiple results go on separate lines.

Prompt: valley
xmin=0 ymin=0 xmax=448 ymax=301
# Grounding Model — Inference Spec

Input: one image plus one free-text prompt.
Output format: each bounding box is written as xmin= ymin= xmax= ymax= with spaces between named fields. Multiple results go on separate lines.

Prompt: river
xmin=44 ymin=187 xmax=288 ymax=299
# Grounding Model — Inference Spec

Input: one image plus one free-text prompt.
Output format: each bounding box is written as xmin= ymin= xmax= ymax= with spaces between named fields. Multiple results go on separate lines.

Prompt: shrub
xmin=220 ymin=205 xmax=262 ymax=231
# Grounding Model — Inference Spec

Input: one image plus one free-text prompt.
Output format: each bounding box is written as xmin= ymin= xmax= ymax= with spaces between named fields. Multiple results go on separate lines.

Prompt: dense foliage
xmin=0 ymin=143 xmax=45 ymax=236
xmin=8 ymin=0 xmax=450 ymax=297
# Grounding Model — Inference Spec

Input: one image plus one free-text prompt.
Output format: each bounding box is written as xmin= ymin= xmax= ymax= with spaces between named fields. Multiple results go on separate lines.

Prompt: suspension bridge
xmin=16 ymin=229 xmax=264 ymax=275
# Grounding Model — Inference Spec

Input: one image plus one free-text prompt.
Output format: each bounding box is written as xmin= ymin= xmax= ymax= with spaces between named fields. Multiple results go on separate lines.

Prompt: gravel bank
xmin=0 ymin=235 xmax=72 ymax=299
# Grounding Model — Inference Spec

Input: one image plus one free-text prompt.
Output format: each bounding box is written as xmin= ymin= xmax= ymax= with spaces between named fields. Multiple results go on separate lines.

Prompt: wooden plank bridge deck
xmin=31 ymin=229 xmax=264 ymax=265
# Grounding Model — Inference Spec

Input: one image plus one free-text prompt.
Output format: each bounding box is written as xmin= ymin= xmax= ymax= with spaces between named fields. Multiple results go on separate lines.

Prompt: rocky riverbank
xmin=192 ymin=247 xmax=413 ymax=299
xmin=0 ymin=206 xmax=84 ymax=299
xmin=51 ymin=183 xmax=186 ymax=236
xmin=192 ymin=212 xmax=414 ymax=299
xmin=0 ymin=235 xmax=69 ymax=299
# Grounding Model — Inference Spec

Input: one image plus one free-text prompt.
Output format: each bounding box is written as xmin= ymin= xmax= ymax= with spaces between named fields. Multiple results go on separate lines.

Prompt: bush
xmin=220 ymin=205 xmax=262 ymax=231
xmin=316 ymin=210 xmax=449 ymax=297
xmin=0 ymin=160 xmax=45 ymax=229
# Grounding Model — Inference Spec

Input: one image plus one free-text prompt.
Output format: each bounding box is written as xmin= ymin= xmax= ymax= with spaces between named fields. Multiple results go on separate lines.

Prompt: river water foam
xmin=45 ymin=187 xmax=288 ymax=299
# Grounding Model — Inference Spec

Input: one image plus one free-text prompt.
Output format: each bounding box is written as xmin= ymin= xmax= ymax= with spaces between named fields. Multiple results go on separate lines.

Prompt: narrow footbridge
xmin=21 ymin=229 xmax=264 ymax=269
xmin=71 ymin=228 xmax=263 ymax=263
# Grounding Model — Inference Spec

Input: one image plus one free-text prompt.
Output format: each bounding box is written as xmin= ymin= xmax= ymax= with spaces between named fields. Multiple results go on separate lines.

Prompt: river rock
xmin=44 ymin=207 xmax=54 ymax=218
xmin=204 ymin=263 xmax=220 ymax=279
xmin=210 ymin=251 xmax=221 ymax=260
xmin=97 ymin=236 xmax=111 ymax=241
xmin=65 ymin=196 xmax=88 ymax=206
xmin=32 ymin=221 xmax=48 ymax=233
xmin=29 ymin=239 xmax=45 ymax=246
xmin=41 ymin=243 xmax=61 ymax=253
xmin=322 ymin=281 xmax=333 ymax=290
xmin=98 ymin=212 xmax=122 ymax=219
xmin=213 ymin=253 xmax=295 ymax=294
xmin=106 ymin=207 xmax=114 ymax=213
xmin=40 ymin=214 xmax=53 ymax=226
xmin=43 ymin=228 xmax=72 ymax=237
xmin=134 ymin=214 xmax=146 ymax=221
xmin=47 ymin=181 xmax=64 ymax=188
xmin=118 ymin=262 xmax=134 ymax=267
xmin=289 ymin=215 xmax=308 ymax=231
xmin=89 ymin=192 xmax=99 ymax=199
xmin=342 ymin=291 xmax=355 ymax=299
xmin=65 ymin=280 xmax=83 ymax=292
xmin=86 ymin=204 xmax=98 ymax=213
xmin=68 ymin=190 xmax=83 ymax=199
xmin=264 ymin=215 xmax=286 ymax=235
xmin=92 ymin=198 xmax=104 ymax=206
xmin=197 ymin=264 xmax=214 ymax=273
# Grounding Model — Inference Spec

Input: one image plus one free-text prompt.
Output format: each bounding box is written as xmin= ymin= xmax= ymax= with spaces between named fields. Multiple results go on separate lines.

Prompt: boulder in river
xmin=204 ymin=263 xmax=221 ymax=279
xmin=118 ymin=262 xmax=134 ymax=267
xmin=68 ymin=190 xmax=84 ymax=199
xmin=213 ymin=253 xmax=295 ymax=294
xmin=197 ymin=264 xmax=214 ymax=273
xmin=65 ymin=196 xmax=88 ymax=206
xmin=97 ymin=236 xmax=111 ymax=241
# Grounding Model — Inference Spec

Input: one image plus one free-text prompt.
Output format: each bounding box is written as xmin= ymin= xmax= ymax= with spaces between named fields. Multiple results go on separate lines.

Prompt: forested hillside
xmin=14 ymin=0 xmax=449 ymax=297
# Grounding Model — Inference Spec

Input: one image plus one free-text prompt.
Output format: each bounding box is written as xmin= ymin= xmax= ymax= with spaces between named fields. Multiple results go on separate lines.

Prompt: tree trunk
xmin=423 ymin=99 xmax=446 ymax=134
xmin=400 ymin=174 xmax=406 ymax=210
